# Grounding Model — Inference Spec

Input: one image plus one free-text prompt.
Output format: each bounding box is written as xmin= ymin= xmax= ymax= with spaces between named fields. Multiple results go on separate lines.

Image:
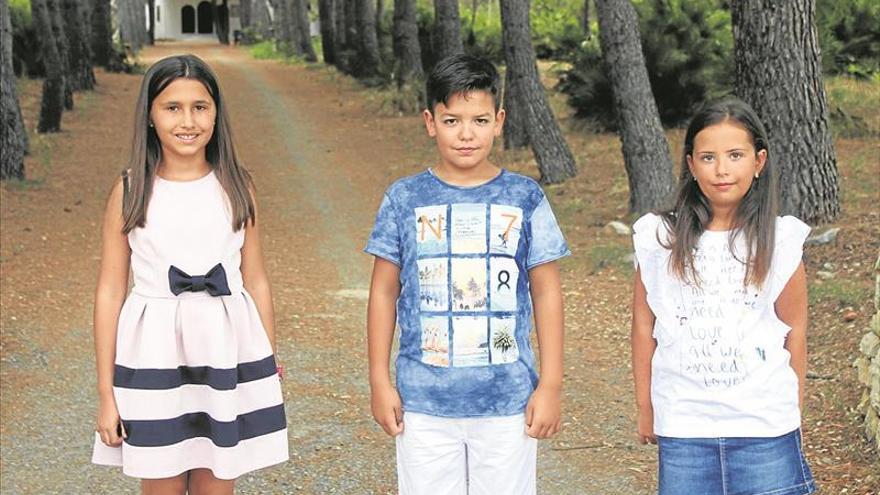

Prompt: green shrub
xmin=559 ymin=0 xmax=733 ymax=130
xmin=817 ymin=0 xmax=880 ymax=78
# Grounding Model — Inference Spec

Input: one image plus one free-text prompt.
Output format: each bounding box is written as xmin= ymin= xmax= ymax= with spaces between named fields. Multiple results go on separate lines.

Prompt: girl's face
xmin=687 ymin=121 xmax=766 ymax=211
xmin=149 ymin=78 xmax=216 ymax=164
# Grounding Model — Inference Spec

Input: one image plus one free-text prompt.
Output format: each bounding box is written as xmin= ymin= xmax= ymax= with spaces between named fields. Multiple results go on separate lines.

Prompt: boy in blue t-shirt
xmin=364 ymin=54 xmax=570 ymax=494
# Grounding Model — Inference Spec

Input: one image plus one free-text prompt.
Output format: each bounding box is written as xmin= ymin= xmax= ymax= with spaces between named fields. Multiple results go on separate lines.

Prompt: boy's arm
xmin=367 ymin=257 xmax=404 ymax=436
xmin=776 ymin=262 xmax=808 ymax=410
xmin=631 ymin=268 xmax=657 ymax=444
xmin=526 ymin=261 xmax=564 ymax=439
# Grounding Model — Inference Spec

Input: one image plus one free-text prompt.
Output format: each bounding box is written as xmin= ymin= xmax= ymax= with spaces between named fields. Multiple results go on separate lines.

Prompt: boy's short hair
xmin=425 ymin=54 xmax=501 ymax=114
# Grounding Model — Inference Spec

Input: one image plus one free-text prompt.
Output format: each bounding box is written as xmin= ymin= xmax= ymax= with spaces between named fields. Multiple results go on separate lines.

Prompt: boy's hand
xmin=371 ymin=381 xmax=404 ymax=437
xmin=525 ymin=384 xmax=561 ymax=439
xmin=637 ymin=405 xmax=657 ymax=445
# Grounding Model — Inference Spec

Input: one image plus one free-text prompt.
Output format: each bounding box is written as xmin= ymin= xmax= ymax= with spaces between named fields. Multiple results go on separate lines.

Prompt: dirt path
xmin=0 ymin=43 xmax=656 ymax=493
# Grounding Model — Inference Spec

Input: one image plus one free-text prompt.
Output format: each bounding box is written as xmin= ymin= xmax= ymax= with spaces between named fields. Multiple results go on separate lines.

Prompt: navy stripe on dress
xmin=122 ymin=404 xmax=286 ymax=448
xmin=114 ymin=355 xmax=277 ymax=391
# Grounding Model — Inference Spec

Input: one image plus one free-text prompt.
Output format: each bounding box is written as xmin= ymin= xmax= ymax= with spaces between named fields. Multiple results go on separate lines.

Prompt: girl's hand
xmin=525 ymin=384 xmax=561 ymax=439
xmin=370 ymin=381 xmax=403 ymax=437
xmin=96 ymin=398 xmax=127 ymax=447
xmin=637 ymin=405 xmax=657 ymax=445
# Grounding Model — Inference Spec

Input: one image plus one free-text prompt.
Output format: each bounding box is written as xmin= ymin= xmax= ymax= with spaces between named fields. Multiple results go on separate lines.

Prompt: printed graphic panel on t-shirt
xmin=451 ymin=203 xmax=487 ymax=254
xmin=451 ymin=258 xmax=488 ymax=312
xmin=490 ymin=317 xmax=519 ymax=364
xmin=489 ymin=257 xmax=518 ymax=311
xmin=418 ymin=258 xmax=449 ymax=311
xmin=489 ymin=205 xmax=523 ymax=256
xmin=420 ymin=316 xmax=450 ymax=367
xmin=452 ymin=316 xmax=489 ymax=367
xmin=415 ymin=205 xmax=447 ymax=255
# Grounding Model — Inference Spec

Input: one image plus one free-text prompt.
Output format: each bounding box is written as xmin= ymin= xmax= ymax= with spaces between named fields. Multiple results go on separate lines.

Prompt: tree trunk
xmin=213 ymin=0 xmax=230 ymax=45
xmin=62 ymin=0 xmax=96 ymax=91
xmin=432 ymin=0 xmax=462 ymax=62
xmin=240 ymin=0 xmax=252 ymax=28
xmin=393 ymin=0 xmax=422 ymax=86
xmin=502 ymin=51 xmax=528 ymax=150
xmin=354 ymin=0 xmax=380 ymax=77
xmin=253 ymin=0 xmax=273 ymax=39
xmin=46 ymin=0 xmax=73 ymax=110
xmin=583 ymin=0 xmax=591 ymax=39
xmin=500 ymin=0 xmax=576 ymax=184
xmin=334 ymin=0 xmax=346 ymax=50
xmin=318 ymin=0 xmax=337 ymax=64
xmin=2 ymin=0 xmax=28 ymax=179
xmin=294 ymin=0 xmax=317 ymax=61
xmin=596 ymin=0 xmax=673 ymax=214
xmin=90 ymin=0 xmax=113 ymax=68
xmin=731 ymin=0 xmax=839 ymax=223
xmin=344 ymin=0 xmax=357 ymax=51
xmin=32 ymin=0 xmax=64 ymax=133
xmin=147 ymin=0 xmax=155 ymax=44
xmin=118 ymin=0 xmax=146 ymax=53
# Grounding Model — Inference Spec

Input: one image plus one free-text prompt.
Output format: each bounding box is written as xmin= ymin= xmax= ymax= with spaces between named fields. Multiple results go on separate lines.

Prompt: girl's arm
xmin=367 ymin=257 xmax=403 ymax=436
xmin=94 ymin=178 xmax=131 ymax=446
xmin=631 ymin=267 xmax=657 ymax=444
xmin=775 ymin=262 xmax=808 ymax=409
xmin=526 ymin=261 xmax=564 ymax=439
xmin=240 ymin=191 xmax=277 ymax=354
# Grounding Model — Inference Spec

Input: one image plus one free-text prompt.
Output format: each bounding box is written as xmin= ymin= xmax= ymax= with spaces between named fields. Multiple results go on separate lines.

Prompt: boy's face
xmin=423 ymin=90 xmax=505 ymax=174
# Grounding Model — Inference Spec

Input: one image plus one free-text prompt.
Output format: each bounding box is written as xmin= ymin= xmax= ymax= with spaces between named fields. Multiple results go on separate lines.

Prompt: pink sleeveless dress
xmin=91 ymin=171 xmax=288 ymax=479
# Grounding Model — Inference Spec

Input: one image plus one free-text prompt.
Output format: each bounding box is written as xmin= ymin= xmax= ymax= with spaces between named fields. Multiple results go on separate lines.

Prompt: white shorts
xmin=395 ymin=412 xmax=537 ymax=495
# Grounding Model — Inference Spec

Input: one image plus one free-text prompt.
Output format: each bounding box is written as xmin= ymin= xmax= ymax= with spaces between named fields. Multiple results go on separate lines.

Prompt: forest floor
xmin=1 ymin=42 xmax=878 ymax=494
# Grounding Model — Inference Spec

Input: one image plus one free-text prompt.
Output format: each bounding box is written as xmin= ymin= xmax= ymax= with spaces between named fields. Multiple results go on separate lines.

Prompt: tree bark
xmin=583 ymin=0 xmax=591 ymax=39
xmin=147 ymin=0 xmax=155 ymax=44
xmin=318 ymin=0 xmax=337 ymax=64
xmin=89 ymin=0 xmax=113 ymax=68
xmin=731 ymin=0 xmax=839 ymax=223
xmin=46 ymin=0 xmax=73 ymax=110
xmin=393 ymin=0 xmax=422 ymax=87
xmin=354 ymin=0 xmax=380 ymax=77
xmin=2 ymin=0 xmax=28 ymax=179
xmin=253 ymin=0 xmax=273 ymax=39
xmin=500 ymin=0 xmax=576 ymax=183
xmin=240 ymin=0 xmax=252 ymax=28
xmin=432 ymin=0 xmax=462 ymax=62
xmin=32 ymin=0 xmax=64 ymax=133
xmin=334 ymin=0 xmax=346 ymax=50
xmin=596 ymin=0 xmax=673 ymax=214
xmin=294 ymin=0 xmax=317 ymax=61
xmin=62 ymin=0 xmax=96 ymax=91
xmin=213 ymin=0 xmax=230 ymax=45
xmin=118 ymin=0 xmax=146 ymax=53
xmin=502 ymin=51 xmax=528 ymax=150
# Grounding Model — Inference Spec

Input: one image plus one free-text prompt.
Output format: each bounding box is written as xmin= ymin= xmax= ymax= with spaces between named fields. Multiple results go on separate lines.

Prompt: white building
xmin=151 ymin=0 xmax=242 ymax=41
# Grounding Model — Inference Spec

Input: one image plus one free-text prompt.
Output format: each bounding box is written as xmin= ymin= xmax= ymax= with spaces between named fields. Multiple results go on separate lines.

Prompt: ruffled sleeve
xmin=767 ymin=215 xmax=811 ymax=302
xmin=632 ymin=213 xmax=670 ymax=296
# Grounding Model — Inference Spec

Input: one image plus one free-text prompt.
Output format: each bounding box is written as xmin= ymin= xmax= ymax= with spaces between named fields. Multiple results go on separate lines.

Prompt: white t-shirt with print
xmin=633 ymin=213 xmax=811 ymax=438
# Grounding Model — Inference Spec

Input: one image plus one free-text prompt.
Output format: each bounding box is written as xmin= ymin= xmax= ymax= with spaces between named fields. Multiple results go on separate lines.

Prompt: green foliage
xmin=559 ymin=0 xmax=733 ymax=130
xmin=249 ymin=40 xmax=285 ymax=60
xmin=817 ymin=0 xmax=880 ymax=78
xmin=529 ymin=0 xmax=585 ymax=58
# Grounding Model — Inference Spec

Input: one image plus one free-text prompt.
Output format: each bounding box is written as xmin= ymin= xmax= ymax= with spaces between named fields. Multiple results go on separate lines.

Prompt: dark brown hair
xmin=122 ymin=54 xmax=255 ymax=233
xmin=660 ymin=98 xmax=778 ymax=288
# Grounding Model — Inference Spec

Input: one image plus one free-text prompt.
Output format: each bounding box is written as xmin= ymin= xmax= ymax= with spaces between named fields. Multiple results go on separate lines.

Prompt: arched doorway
xmin=197 ymin=1 xmax=213 ymax=34
xmin=181 ymin=5 xmax=195 ymax=34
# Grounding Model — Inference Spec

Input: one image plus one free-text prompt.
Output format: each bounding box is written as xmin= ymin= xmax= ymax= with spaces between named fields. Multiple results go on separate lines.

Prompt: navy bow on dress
xmin=168 ymin=263 xmax=232 ymax=296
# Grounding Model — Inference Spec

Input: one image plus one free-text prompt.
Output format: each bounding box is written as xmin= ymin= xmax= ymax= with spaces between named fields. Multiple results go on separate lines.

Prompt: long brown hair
xmin=121 ymin=54 xmax=255 ymax=233
xmin=660 ymin=98 xmax=778 ymax=288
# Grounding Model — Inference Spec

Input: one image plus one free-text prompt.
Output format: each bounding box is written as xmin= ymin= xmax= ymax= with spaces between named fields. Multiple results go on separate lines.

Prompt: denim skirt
xmin=657 ymin=428 xmax=816 ymax=495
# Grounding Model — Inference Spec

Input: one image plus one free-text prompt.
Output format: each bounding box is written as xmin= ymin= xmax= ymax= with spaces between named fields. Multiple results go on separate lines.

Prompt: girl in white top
xmin=631 ymin=98 xmax=816 ymax=494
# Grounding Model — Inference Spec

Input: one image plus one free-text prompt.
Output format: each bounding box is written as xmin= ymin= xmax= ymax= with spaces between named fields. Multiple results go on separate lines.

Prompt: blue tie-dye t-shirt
xmin=365 ymin=169 xmax=570 ymax=417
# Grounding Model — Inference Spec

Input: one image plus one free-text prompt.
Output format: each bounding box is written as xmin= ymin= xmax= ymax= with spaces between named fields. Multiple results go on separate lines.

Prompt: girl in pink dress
xmin=91 ymin=54 xmax=288 ymax=493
